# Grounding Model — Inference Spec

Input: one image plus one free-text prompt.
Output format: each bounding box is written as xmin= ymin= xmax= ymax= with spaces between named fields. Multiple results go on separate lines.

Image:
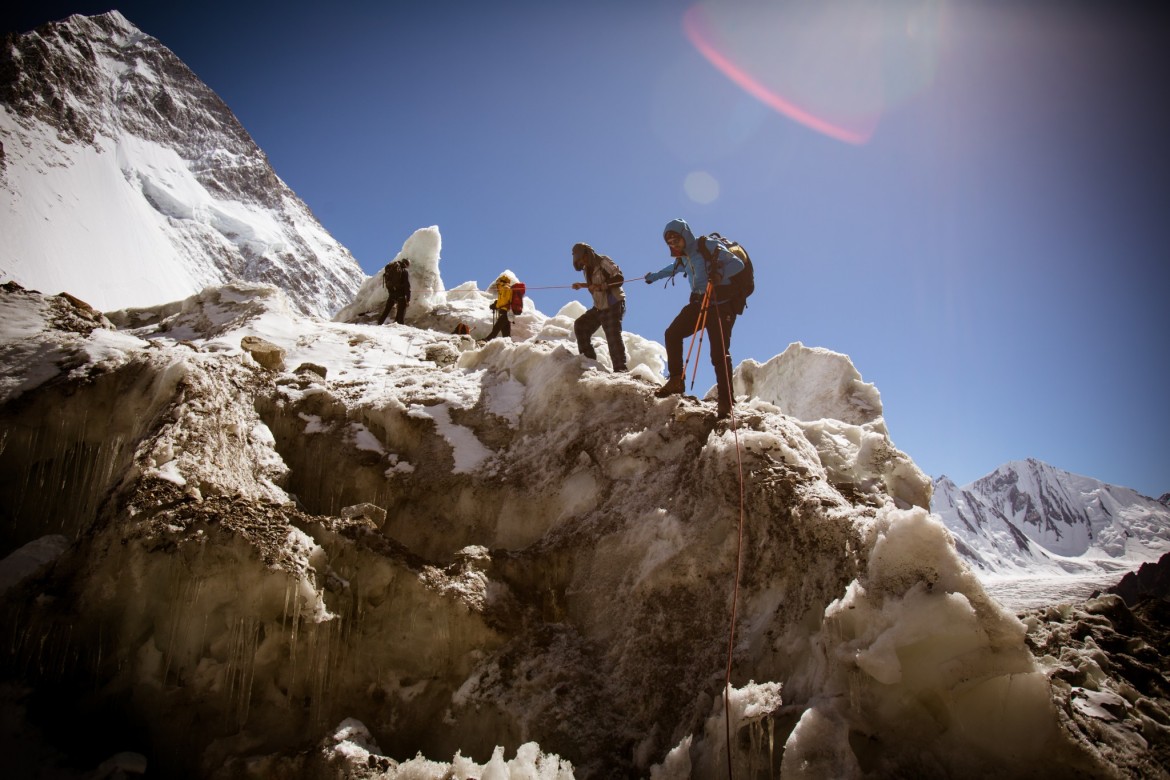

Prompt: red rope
xmin=713 ymin=296 xmax=746 ymax=780
xmin=393 ymin=276 xmax=648 ymax=295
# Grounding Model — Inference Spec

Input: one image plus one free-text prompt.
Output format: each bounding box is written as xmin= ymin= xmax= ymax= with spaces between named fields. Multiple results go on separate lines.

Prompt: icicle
xmin=95 ymin=622 xmax=103 ymax=682
xmin=225 ymin=616 xmax=260 ymax=728
xmin=768 ymin=716 xmax=775 ymax=780
xmin=239 ymin=617 xmax=258 ymax=727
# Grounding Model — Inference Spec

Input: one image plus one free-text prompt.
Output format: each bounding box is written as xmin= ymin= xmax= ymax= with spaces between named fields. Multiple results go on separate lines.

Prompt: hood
xmin=663 ymin=218 xmax=697 ymax=256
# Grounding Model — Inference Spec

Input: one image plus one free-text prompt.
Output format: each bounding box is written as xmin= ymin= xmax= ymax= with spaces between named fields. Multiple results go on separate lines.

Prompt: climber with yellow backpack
xmin=486 ymin=271 xmax=524 ymax=340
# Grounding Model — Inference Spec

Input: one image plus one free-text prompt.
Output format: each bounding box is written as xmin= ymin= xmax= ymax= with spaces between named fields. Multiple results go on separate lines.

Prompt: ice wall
xmin=0 ymin=282 xmax=1116 ymax=778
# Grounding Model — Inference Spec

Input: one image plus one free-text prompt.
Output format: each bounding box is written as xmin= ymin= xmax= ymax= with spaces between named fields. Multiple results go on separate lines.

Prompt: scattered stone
xmin=339 ymin=503 xmax=386 ymax=528
xmin=241 ymin=335 xmax=286 ymax=372
xmin=424 ymin=342 xmax=461 ymax=367
xmin=295 ymin=362 xmax=328 ymax=380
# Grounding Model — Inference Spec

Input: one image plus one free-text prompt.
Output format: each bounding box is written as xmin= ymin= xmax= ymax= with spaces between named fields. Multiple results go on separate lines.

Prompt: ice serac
xmin=0 ymin=12 xmax=363 ymax=317
xmin=731 ymin=343 xmax=930 ymax=511
xmin=333 ymin=226 xmax=444 ymax=326
xmin=1 ymin=278 xmax=1125 ymax=779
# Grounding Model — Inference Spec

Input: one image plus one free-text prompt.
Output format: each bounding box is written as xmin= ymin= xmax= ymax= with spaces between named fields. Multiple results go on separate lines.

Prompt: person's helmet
xmin=400 ymin=258 xmax=410 ymax=267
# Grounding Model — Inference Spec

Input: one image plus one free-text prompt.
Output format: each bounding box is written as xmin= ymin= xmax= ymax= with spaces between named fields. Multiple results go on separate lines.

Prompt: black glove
xmin=645 ymin=273 xmax=654 ymax=284
xmin=488 ymin=303 xmax=496 ymax=311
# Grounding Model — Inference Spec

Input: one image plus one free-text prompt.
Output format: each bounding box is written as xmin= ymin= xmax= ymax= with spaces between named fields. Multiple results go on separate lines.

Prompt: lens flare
xmin=685 ymin=170 xmax=720 ymax=203
xmin=683 ymin=0 xmax=946 ymax=145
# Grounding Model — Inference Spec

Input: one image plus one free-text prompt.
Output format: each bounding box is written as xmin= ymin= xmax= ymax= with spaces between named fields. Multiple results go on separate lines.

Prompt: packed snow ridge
xmin=0 ymin=11 xmax=364 ymax=317
xmin=3 ymin=228 xmax=1165 ymax=778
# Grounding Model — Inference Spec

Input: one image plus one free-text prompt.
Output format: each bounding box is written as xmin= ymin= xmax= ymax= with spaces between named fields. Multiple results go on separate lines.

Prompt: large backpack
xmin=383 ymin=260 xmax=407 ymax=295
xmin=510 ymin=282 xmax=526 ymax=314
xmin=696 ymin=233 xmax=755 ymax=315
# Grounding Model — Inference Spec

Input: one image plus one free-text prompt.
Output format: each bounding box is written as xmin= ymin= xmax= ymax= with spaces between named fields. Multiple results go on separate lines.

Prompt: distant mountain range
xmin=932 ymin=458 xmax=1170 ymax=575
xmin=0 ymin=11 xmax=364 ymax=317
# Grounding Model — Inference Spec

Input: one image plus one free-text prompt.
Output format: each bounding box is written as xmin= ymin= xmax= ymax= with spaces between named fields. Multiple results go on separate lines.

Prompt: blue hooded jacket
xmin=646 ymin=218 xmax=744 ymax=302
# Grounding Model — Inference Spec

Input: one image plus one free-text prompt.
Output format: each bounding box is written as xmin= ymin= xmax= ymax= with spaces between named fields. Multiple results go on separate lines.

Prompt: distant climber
xmin=377 ymin=257 xmax=411 ymax=325
xmin=571 ymin=242 xmax=627 ymax=372
xmin=486 ymin=272 xmax=516 ymax=340
xmin=644 ymin=218 xmax=745 ymax=419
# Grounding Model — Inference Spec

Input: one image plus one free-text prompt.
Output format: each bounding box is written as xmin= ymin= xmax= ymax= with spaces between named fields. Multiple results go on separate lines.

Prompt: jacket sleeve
xmin=645 ymin=260 xmax=681 ymax=284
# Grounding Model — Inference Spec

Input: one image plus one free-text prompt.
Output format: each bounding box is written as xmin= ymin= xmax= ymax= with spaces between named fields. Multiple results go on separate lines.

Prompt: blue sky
xmin=7 ymin=1 xmax=1169 ymax=497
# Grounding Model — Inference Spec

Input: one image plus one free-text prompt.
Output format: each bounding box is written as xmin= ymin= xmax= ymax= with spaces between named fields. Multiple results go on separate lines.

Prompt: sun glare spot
xmin=684 ymin=171 xmax=720 ymax=204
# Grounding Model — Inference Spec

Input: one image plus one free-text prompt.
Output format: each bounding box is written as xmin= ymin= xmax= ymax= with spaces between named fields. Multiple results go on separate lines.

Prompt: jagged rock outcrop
xmin=1110 ymin=551 xmax=1170 ymax=607
xmin=0 ymin=12 xmax=364 ymax=317
xmin=1022 ymin=591 xmax=1170 ymax=778
xmin=0 ymin=281 xmax=1113 ymax=778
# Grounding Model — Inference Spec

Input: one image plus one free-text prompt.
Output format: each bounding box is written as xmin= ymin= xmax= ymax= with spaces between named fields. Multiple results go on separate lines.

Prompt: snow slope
xmin=0 ymin=11 xmax=364 ymax=317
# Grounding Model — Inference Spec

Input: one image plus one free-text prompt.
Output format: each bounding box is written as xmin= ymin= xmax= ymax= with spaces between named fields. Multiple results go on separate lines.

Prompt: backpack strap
xmin=695 ymin=235 xmax=716 ymax=268
xmin=598 ymin=255 xmax=624 ymax=285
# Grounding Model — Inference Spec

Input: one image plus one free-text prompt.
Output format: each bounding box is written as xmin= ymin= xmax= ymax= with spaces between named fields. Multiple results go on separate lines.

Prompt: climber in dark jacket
xmin=377 ymin=257 xmax=411 ymax=325
xmin=644 ymin=218 xmax=744 ymax=419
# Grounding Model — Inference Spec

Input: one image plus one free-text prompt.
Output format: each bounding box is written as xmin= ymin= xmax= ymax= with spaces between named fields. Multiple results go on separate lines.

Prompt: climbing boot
xmin=654 ymin=375 xmax=686 ymax=398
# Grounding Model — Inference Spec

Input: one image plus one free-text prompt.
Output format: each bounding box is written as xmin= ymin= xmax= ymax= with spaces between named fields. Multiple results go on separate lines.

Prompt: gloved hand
xmin=645 ymin=273 xmax=655 ymax=284
xmin=488 ymin=302 xmax=496 ymax=311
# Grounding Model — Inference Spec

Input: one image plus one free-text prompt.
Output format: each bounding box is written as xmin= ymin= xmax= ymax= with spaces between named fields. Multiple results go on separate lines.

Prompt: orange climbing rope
xmin=682 ymin=282 xmax=713 ymax=389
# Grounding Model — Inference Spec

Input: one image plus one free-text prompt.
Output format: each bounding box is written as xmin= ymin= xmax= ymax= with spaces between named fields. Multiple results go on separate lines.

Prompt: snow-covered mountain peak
xmin=932 ymin=460 xmax=1170 ymax=576
xmin=0 ymin=12 xmax=365 ymax=317
xmin=933 ymin=474 xmax=958 ymax=491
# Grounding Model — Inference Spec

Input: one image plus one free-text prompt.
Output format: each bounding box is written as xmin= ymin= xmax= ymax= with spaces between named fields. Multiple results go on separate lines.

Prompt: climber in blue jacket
xmin=644 ymin=218 xmax=745 ymax=419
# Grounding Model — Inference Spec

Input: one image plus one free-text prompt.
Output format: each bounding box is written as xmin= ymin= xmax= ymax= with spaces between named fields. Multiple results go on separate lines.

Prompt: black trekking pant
xmin=665 ymin=293 xmax=737 ymax=408
xmin=378 ymin=295 xmax=408 ymax=325
xmin=487 ymin=307 xmax=511 ymax=340
xmin=574 ymin=300 xmax=627 ymax=370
